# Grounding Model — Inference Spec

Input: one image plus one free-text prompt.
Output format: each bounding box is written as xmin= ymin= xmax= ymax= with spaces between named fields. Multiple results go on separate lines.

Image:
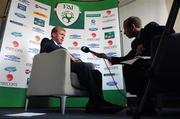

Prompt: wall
xmin=118 ymin=0 xmax=179 ymax=55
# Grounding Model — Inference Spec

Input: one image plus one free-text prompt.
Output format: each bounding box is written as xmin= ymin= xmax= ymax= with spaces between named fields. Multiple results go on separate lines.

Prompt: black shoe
xmin=126 ymin=107 xmax=157 ymax=116
xmin=85 ymin=101 xmax=124 ymax=114
xmin=141 ymin=107 xmax=157 ymax=116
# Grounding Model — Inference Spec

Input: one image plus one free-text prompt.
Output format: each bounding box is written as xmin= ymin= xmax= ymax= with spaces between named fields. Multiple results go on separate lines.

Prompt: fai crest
xmin=55 ymin=3 xmax=81 ymax=26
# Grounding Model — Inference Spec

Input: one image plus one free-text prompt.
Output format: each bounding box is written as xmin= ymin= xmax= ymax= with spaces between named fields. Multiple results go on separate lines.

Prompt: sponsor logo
xmin=102 ymin=26 xmax=114 ymax=30
xmin=26 ymin=63 xmax=32 ymax=67
xmin=10 ymin=20 xmax=24 ymax=26
xmin=70 ymin=34 xmax=81 ymax=39
xmin=104 ymin=31 xmax=115 ymax=39
xmin=106 ymin=52 xmax=117 ymax=57
xmin=104 ymin=66 xmax=119 ymax=70
xmin=4 ymin=55 xmax=21 ymax=62
xmin=25 ymin=69 xmax=31 ymax=74
xmin=104 ymin=73 xmax=116 ymax=76
xmin=86 ymin=14 xmax=101 ymax=17
xmin=19 ymin=0 xmax=30 ymax=5
xmin=0 ymin=82 xmax=18 ymax=87
xmin=102 ymin=10 xmax=115 ymax=18
xmin=17 ymin=3 xmax=27 ymax=11
xmin=89 ymin=27 xmax=98 ymax=31
xmin=103 ymin=45 xmax=117 ymax=50
xmin=5 ymin=46 xmax=23 ymax=53
xmin=91 ymin=33 xmax=96 ymax=38
xmin=35 ymin=35 xmax=41 ymax=41
xmin=4 ymin=67 xmax=17 ymax=82
xmin=12 ymin=41 xmax=19 ymax=48
xmin=11 ymin=32 xmax=23 ymax=37
xmin=55 ymin=3 xmax=81 ymax=26
xmin=34 ymin=17 xmax=45 ymax=27
xmin=28 ymin=48 xmax=39 ymax=54
xmin=32 ymin=27 xmax=45 ymax=34
xmin=94 ymin=63 xmax=100 ymax=68
xmin=6 ymin=74 xmax=14 ymax=81
xmin=102 ymin=19 xmax=116 ymax=23
xmin=35 ymin=4 xmax=48 ymax=11
xmin=29 ymin=40 xmax=40 ymax=45
xmin=72 ymin=41 xmax=78 ymax=47
xmin=107 ymin=40 xmax=113 ymax=46
xmin=15 ymin=12 xmax=26 ymax=18
xmin=67 ymin=47 xmax=80 ymax=50
xmin=88 ymin=43 xmax=100 ymax=48
xmin=33 ymin=11 xmax=48 ymax=18
xmin=90 ymin=19 xmax=96 ymax=25
xmin=87 ymin=57 xmax=99 ymax=61
xmin=106 ymin=81 xmax=117 ymax=86
xmin=4 ymin=67 xmax=17 ymax=72
xmin=87 ymin=38 xmax=100 ymax=41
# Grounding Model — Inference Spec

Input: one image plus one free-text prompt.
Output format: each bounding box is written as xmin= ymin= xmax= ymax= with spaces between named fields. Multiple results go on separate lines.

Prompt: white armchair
xmin=25 ymin=49 xmax=90 ymax=115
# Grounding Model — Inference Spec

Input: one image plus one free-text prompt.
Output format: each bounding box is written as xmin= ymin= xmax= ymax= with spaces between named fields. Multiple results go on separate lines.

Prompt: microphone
xmin=81 ymin=46 xmax=108 ymax=59
xmin=81 ymin=46 xmax=98 ymax=55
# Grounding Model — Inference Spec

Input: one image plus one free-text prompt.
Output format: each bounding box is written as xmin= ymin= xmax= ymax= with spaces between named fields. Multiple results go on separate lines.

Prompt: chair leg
xmin=25 ymin=98 xmax=29 ymax=111
xmin=60 ymin=96 xmax=67 ymax=115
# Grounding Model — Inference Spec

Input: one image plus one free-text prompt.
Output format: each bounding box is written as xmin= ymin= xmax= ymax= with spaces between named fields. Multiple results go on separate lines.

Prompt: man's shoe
xmin=85 ymin=101 xmax=124 ymax=114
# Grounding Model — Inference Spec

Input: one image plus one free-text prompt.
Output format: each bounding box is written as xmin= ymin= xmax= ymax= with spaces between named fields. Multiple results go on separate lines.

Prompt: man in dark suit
xmin=95 ymin=16 xmax=167 ymax=114
xmin=40 ymin=26 xmax=124 ymax=114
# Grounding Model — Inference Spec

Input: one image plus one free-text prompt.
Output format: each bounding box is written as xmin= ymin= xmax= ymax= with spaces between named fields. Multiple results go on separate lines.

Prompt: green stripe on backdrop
xmin=36 ymin=0 xmax=119 ymax=29
xmin=0 ymin=87 xmax=126 ymax=107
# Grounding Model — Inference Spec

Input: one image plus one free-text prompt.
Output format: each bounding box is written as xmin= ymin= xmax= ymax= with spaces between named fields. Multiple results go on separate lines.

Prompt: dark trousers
xmin=71 ymin=62 xmax=103 ymax=103
xmin=123 ymin=59 xmax=151 ymax=96
xmin=123 ymin=59 xmax=156 ymax=108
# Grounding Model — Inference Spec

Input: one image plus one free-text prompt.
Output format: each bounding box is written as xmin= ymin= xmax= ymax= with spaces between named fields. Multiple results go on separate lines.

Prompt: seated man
xmin=95 ymin=16 xmax=168 ymax=114
xmin=40 ymin=26 xmax=124 ymax=114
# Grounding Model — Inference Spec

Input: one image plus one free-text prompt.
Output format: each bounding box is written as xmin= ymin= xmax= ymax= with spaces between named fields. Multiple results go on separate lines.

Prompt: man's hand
xmin=93 ymin=53 xmax=108 ymax=59
xmin=136 ymin=44 xmax=145 ymax=56
xmin=71 ymin=56 xmax=82 ymax=63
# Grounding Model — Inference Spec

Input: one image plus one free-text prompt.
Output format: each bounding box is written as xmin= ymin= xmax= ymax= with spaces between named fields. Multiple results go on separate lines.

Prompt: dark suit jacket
xmin=40 ymin=38 xmax=64 ymax=53
xmin=110 ymin=22 xmax=166 ymax=65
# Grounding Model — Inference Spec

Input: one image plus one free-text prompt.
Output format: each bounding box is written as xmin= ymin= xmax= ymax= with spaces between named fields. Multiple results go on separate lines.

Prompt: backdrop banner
xmin=0 ymin=0 xmax=50 ymax=88
xmin=0 ymin=0 xmax=123 ymax=90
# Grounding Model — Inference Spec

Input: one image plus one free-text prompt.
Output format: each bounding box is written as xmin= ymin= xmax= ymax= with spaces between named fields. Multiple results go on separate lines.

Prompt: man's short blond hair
xmin=51 ymin=26 xmax=66 ymax=37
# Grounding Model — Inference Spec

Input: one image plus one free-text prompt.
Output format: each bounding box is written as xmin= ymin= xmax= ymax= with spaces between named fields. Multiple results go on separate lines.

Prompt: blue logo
xmin=88 ymin=43 xmax=100 ymax=48
xmin=19 ymin=0 xmax=30 ymax=5
xmin=70 ymin=34 xmax=81 ymax=39
xmin=106 ymin=52 xmax=117 ymax=57
xmin=17 ymin=3 xmax=27 ymax=11
xmin=28 ymin=48 xmax=39 ymax=54
xmin=11 ymin=32 xmax=23 ymax=37
xmin=91 ymin=19 xmax=96 ymax=25
xmin=94 ymin=63 xmax=100 ymax=68
xmin=32 ymin=27 xmax=45 ymax=34
xmin=4 ymin=67 xmax=17 ymax=72
xmin=35 ymin=4 xmax=48 ymax=11
xmin=106 ymin=81 xmax=117 ymax=86
xmin=89 ymin=27 xmax=98 ymax=31
xmin=4 ymin=55 xmax=21 ymax=62
xmin=15 ymin=12 xmax=26 ymax=18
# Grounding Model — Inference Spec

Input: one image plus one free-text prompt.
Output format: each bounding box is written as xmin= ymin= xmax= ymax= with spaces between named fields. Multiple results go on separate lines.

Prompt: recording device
xmin=81 ymin=46 xmax=99 ymax=56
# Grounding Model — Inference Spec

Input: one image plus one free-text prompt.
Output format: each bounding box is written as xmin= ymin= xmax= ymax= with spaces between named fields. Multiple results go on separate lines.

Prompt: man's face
xmin=123 ymin=21 xmax=134 ymax=38
xmin=52 ymin=29 xmax=66 ymax=44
